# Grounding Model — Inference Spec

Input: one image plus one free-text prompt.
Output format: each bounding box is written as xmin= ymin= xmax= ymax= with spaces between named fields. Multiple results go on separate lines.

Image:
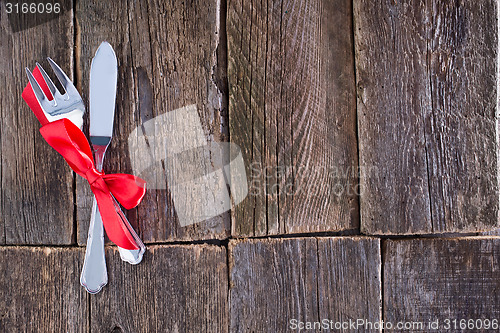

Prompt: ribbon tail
xmin=22 ymin=66 xmax=52 ymax=126
xmin=93 ymin=186 xmax=139 ymax=250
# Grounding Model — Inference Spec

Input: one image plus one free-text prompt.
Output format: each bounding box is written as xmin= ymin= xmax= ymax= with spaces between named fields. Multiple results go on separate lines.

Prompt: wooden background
xmin=1 ymin=0 xmax=499 ymax=332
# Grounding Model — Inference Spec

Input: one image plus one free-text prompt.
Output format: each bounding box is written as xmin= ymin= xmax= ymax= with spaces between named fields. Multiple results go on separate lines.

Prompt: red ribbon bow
xmin=22 ymin=67 xmax=145 ymax=250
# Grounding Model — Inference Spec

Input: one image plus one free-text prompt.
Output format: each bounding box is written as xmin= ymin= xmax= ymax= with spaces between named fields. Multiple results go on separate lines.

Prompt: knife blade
xmin=90 ymin=41 xmax=117 ymax=142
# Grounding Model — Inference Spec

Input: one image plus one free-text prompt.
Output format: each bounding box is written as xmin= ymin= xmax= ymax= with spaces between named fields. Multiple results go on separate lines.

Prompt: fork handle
xmin=80 ymin=195 xmax=145 ymax=293
xmin=113 ymin=196 xmax=146 ymax=265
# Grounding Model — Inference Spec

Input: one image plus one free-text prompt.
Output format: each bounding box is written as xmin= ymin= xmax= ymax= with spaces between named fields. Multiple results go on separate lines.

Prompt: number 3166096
xmin=5 ymin=3 xmax=61 ymax=14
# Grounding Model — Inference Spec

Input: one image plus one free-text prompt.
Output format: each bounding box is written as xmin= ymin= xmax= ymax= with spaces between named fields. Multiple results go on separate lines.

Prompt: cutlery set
xmin=22 ymin=42 xmax=146 ymax=294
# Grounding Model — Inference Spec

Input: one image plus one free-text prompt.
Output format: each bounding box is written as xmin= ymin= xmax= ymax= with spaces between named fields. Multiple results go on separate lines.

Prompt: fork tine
xmin=25 ymin=68 xmax=48 ymax=103
xmin=36 ymin=62 xmax=58 ymax=98
xmin=47 ymin=57 xmax=77 ymax=96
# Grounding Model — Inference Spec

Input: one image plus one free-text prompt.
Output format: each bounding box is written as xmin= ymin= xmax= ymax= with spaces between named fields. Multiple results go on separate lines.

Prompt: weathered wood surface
xmin=3 ymin=0 xmax=500 ymax=332
xmin=91 ymin=245 xmax=228 ymax=332
xmin=229 ymin=237 xmax=381 ymax=332
xmin=0 ymin=1 xmax=74 ymax=244
xmin=354 ymin=0 xmax=499 ymax=234
xmin=76 ymin=0 xmax=229 ymax=244
xmin=0 ymin=247 xmax=88 ymax=332
xmin=384 ymin=237 xmax=500 ymax=330
xmin=227 ymin=0 xmax=359 ymax=237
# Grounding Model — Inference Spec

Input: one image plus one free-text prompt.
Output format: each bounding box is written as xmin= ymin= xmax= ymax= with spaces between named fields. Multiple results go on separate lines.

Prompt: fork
xmin=26 ymin=58 xmax=85 ymax=129
xmin=25 ymin=59 xmax=143 ymax=292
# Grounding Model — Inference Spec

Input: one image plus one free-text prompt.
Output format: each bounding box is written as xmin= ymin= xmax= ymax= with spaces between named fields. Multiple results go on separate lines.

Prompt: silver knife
xmin=80 ymin=42 xmax=145 ymax=294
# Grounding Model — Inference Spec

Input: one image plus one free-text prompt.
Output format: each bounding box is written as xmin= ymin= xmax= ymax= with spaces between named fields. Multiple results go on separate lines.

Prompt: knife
xmin=80 ymin=42 xmax=145 ymax=294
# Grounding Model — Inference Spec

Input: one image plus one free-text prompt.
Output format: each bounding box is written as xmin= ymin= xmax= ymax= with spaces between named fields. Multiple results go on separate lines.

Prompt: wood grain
xmin=227 ymin=0 xmax=358 ymax=237
xmin=384 ymin=237 xmax=500 ymax=330
xmin=76 ymin=0 xmax=229 ymax=244
xmin=229 ymin=237 xmax=381 ymax=332
xmin=91 ymin=244 xmax=228 ymax=332
xmin=354 ymin=0 xmax=498 ymax=234
xmin=0 ymin=247 xmax=88 ymax=332
xmin=0 ymin=1 xmax=74 ymax=244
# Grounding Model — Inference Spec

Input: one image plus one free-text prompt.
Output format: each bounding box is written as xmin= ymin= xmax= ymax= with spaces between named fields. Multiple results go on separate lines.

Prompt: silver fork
xmin=26 ymin=59 xmax=144 ymax=293
xmin=25 ymin=58 xmax=85 ymax=129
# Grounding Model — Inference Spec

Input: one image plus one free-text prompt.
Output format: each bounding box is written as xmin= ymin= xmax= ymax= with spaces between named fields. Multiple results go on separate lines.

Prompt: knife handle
xmin=80 ymin=143 xmax=145 ymax=294
xmin=80 ymin=198 xmax=107 ymax=294
xmin=80 ymin=144 xmax=108 ymax=294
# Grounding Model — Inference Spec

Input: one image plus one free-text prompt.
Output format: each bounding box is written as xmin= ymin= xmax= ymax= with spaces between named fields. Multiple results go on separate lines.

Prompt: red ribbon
xmin=22 ymin=67 xmax=50 ymax=125
xmin=22 ymin=67 xmax=145 ymax=250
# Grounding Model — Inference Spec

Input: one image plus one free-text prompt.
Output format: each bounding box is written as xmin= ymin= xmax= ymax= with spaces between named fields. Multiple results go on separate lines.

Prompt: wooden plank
xmin=229 ymin=237 xmax=381 ymax=332
xmin=384 ymin=237 xmax=500 ymax=330
xmin=0 ymin=2 xmax=74 ymax=244
xmin=227 ymin=0 xmax=359 ymax=237
xmin=427 ymin=1 xmax=498 ymax=232
xmin=76 ymin=0 xmax=229 ymax=244
xmin=91 ymin=244 xmax=228 ymax=332
xmin=481 ymin=229 xmax=500 ymax=236
xmin=0 ymin=247 xmax=88 ymax=332
xmin=354 ymin=0 xmax=498 ymax=234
